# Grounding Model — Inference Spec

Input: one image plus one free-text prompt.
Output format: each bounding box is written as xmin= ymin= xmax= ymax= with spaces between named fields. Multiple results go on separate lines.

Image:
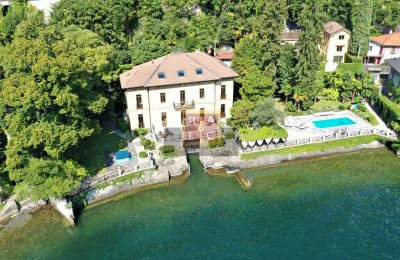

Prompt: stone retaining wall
xmin=202 ymin=141 xmax=385 ymax=170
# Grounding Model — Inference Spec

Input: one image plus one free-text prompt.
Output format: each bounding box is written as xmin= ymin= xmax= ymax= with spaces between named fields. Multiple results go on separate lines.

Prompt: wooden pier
xmin=234 ymin=172 xmax=253 ymax=189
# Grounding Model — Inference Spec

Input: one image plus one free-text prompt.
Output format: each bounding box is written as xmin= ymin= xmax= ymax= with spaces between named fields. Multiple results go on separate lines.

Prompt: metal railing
xmin=72 ymin=161 xmax=154 ymax=195
xmin=173 ymin=100 xmax=195 ymax=110
xmin=238 ymin=127 xmax=397 ymax=154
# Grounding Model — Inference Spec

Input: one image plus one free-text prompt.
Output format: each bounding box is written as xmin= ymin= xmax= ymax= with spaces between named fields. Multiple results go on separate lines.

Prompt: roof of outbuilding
xmin=120 ymin=52 xmax=239 ymax=89
xmin=370 ymin=32 xmax=400 ymax=46
xmin=282 ymin=31 xmax=299 ymax=41
xmin=385 ymin=58 xmax=400 ymax=73
xmin=216 ymin=51 xmax=234 ymax=60
xmin=324 ymin=21 xmax=351 ymax=35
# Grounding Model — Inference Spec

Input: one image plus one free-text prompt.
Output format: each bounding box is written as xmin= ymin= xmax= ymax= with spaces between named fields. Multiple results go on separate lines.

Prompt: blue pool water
xmin=312 ymin=117 xmax=356 ymax=128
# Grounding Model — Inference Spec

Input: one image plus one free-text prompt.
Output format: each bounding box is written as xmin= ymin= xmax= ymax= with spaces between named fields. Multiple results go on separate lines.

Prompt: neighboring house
xmin=281 ymin=21 xmax=351 ymax=72
xmin=281 ymin=31 xmax=299 ymax=45
xmin=119 ymin=52 xmax=239 ymax=140
xmin=385 ymin=58 xmax=400 ymax=87
xmin=322 ymin=21 xmax=352 ymax=72
xmin=365 ymin=32 xmax=400 ymax=82
xmin=0 ymin=0 xmax=59 ymax=18
xmin=215 ymin=51 xmax=234 ymax=67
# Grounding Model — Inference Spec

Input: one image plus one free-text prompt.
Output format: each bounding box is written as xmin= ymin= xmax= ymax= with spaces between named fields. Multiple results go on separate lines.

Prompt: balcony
xmin=364 ymin=64 xmax=390 ymax=75
xmin=173 ymin=100 xmax=195 ymax=110
xmin=136 ymin=103 xmax=143 ymax=109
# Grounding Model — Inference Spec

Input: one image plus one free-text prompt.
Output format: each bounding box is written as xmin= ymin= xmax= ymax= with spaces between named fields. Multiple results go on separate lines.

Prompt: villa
xmin=119 ymin=51 xmax=239 ymax=140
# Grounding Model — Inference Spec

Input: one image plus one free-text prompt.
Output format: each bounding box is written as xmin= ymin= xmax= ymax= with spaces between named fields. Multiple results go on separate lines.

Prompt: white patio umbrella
xmin=248 ymin=141 xmax=256 ymax=147
xmin=241 ymin=141 xmax=248 ymax=147
xmin=256 ymin=140 xmax=264 ymax=146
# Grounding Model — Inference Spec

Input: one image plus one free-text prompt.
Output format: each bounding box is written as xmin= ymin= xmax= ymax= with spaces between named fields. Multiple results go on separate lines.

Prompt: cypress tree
xmin=253 ymin=0 xmax=287 ymax=80
xmin=351 ymin=0 xmax=373 ymax=56
xmin=295 ymin=0 xmax=325 ymax=107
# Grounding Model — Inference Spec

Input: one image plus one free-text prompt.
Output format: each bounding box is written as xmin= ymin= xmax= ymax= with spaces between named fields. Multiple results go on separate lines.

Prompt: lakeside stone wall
xmin=201 ymin=141 xmax=385 ymax=170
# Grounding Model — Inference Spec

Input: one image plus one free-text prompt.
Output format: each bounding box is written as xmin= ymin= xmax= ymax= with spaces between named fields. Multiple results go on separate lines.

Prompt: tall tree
xmin=295 ymin=0 xmax=325 ymax=108
xmin=351 ymin=0 xmax=373 ymax=56
xmin=253 ymin=0 xmax=287 ymax=79
xmin=277 ymin=44 xmax=296 ymax=103
xmin=0 ymin=25 xmax=116 ymax=199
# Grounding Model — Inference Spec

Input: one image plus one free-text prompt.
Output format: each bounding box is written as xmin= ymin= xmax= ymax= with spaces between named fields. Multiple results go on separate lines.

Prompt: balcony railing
xmin=364 ymin=64 xmax=390 ymax=74
xmin=136 ymin=103 xmax=143 ymax=109
xmin=173 ymin=100 xmax=195 ymax=110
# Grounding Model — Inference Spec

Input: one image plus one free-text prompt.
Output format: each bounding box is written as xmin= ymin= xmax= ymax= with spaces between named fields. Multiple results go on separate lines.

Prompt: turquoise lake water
xmin=312 ymin=117 xmax=356 ymax=128
xmin=0 ymin=149 xmax=400 ymax=259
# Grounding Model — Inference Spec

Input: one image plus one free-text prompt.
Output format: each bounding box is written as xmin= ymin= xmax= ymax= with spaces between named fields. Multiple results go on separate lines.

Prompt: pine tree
xmin=253 ymin=0 xmax=287 ymax=80
xmin=351 ymin=0 xmax=373 ymax=56
xmin=295 ymin=0 xmax=325 ymax=108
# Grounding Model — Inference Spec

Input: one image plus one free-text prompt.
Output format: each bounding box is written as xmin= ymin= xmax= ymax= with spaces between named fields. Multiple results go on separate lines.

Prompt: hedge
xmin=224 ymin=130 xmax=235 ymax=139
xmin=344 ymin=53 xmax=363 ymax=63
xmin=373 ymin=95 xmax=400 ymax=133
xmin=239 ymin=125 xmax=288 ymax=142
xmin=134 ymin=128 xmax=150 ymax=137
xmin=208 ymin=137 xmax=226 ymax=148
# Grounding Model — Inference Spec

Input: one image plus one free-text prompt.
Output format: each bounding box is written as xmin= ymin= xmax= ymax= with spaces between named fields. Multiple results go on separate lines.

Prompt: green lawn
xmin=79 ymin=128 xmax=127 ymax=175
xmin=241 ymin=135 xmax=382 ymax=160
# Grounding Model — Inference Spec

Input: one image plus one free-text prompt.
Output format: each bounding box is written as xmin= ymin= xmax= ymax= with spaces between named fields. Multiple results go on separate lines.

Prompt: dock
xmin=234 ymin=172 xmax=253 ymax=189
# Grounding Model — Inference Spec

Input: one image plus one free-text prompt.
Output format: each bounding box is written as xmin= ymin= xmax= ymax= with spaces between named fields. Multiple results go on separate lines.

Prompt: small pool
xmin=312 ymin=117 xmax=356 ymax=128
xmin=115 ymin=150 xmax=133 ymax=163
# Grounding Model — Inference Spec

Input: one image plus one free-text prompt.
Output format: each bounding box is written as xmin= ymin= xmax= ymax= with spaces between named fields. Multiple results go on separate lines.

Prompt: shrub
xmin=159 ymin=145 xmax=175 ymax=154
xmin=208 ymin=137 xmax=226 ymax=148
xmin=285 ymin=101 xmax=297 ymax=112
xmin=140 ymin=137 xmax=151 ymax=146
xmin=358 ymin=103 xmax=367 ymax=112
xmin=224 ymin=130 xmax=235 ymax=139
xmin=344 ymin=53 xmax=363 ymax=63
xmin=117 ymin=118 xmax=129 ymax=133
xmin=319 ymin=89 xmax=339 ymax=101
xmin=134 ymin=128 xmax=150 ymax=137
xmin=238 ymin=125 xmax=288 ymax=142
xmin=139 ymin=151 xmax=148 ymax=158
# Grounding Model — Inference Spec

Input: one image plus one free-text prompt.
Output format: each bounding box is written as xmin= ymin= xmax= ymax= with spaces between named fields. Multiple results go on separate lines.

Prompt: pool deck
xmin=283 ymin=110 xmax=384 ymax=141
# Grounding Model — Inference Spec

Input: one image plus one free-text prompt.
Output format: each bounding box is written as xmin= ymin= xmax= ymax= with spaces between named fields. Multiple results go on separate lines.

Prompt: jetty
xmin=234 ymin=172 xmax=253 ymax=189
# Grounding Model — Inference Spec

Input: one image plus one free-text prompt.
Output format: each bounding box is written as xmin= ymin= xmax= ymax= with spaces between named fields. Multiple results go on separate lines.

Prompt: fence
xmin=238 ymin=127 xmax=397 ymax=154
xmin=72 ymin=161 xmax=154 ymax=196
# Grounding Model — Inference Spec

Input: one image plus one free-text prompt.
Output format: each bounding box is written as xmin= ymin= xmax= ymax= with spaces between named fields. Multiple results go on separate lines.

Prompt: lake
xmin=1 ymin=149 xmax=399 ymax=259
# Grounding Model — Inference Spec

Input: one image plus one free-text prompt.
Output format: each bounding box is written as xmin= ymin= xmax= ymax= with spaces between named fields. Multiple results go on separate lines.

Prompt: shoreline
xmin=201 ymin=141 xmax=387 ymax=171
xmin=0 ymin=142 xmax=394 ymax=230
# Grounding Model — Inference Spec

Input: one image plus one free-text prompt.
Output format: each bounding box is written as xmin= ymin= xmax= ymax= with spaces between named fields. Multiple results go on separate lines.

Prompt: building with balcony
xmin=119 ymin=52 xmax=239 ymax=139
xmin=365 ymin=32 xmax=400 ymax=82
xmin=322 ymin=21 xmax=352 ymax=72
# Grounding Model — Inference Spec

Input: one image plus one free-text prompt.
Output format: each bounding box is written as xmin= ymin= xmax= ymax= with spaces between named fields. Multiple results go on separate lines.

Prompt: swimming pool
xmin=312 ymin=117 xmax=356 ymax=128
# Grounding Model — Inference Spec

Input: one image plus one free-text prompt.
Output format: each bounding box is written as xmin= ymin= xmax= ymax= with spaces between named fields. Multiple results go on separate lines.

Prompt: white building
xmin=120 ymin=52 xmax=239 ymax=140
xmin=322 ymin=21 xmax=352 ymax=72
xmin=366 ymin=32 xmax=400 ymax=65
xmin=0 ymin=0 xmax=59 ymax=18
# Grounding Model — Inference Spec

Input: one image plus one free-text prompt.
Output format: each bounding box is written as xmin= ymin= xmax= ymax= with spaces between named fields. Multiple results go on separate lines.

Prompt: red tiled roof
xmin=120 ymin=52 xmax=239 ymax=89
xmin=216 ymin=51 xmax=234 ymax=60
xmin=370 ymin=32 xmax=400 ymax=46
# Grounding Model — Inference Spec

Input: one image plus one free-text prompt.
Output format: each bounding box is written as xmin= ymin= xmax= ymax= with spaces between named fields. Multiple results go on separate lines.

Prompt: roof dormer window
xmin=339 ymin=35 xmax=345 ymax=40
xmin=177 ymin=70 xmax=185 ymax=77
xmin=158 ymin=72 xmax=165 ymax=79
xmin=196 ymin=68 xmax=204 ymax=75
